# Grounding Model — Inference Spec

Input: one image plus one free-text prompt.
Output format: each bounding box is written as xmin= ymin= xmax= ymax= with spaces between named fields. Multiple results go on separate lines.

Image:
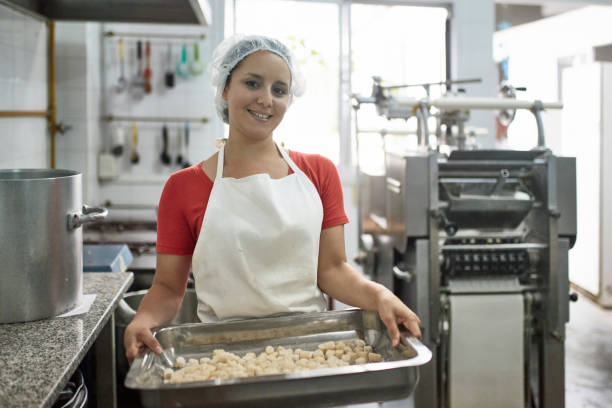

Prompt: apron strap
xmin=275 ymin=140 xmax=302 ymax=175
xmin=217 ymin=139 xmax=301 ymax=179
xmin=215 ymin=140 xmax=225 ymax=180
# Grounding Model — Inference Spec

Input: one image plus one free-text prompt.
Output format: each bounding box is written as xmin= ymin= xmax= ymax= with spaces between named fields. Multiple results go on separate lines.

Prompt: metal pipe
xmin=357 ymin=129 xmax=415 ymax=136
xmin=383 ymin=77 xmax=481 ymax=91
xmin=104 ymin=31 xmax=206 ymax=40
xmin=100 ymin=203 xmax=158 ymax=210
xmin=353 ymin=102 xmax=364 ymax=259
xmin=438 ymin=97 xmax=562 ymax=110
xmin=0 ymin=111 xmax=48 ymax=117
xmin=531 ymin=100 xmax=546 ymax=147
xmin=395 ymin=96 xmax=563 ymax=111
xmin=445 ymin=16 xmax=452 ymax=93
xmin=415 ymin=101 xmax=430 ymax=148
xmin=48 ymin=21 xmax=56 ymax=168
xmin=356 ymin=127 xmax=488 ymax=137
xmin=104 ymin=115 xmax=209 ymax=123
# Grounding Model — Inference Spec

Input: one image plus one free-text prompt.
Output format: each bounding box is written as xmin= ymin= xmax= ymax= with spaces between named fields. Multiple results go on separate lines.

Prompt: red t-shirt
xmin=156 ymin=150 xmax=349 ymax=255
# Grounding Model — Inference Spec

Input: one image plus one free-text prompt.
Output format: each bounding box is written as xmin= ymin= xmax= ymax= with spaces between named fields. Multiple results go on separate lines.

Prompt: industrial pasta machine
xmin=353 ymin=78 xmax=576 ymax=408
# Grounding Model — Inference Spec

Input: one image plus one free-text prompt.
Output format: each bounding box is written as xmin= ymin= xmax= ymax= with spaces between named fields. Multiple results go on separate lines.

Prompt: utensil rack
xmin=104 ymin=31 xmax=206 ymax=40
xmin=104 ymin=115 xmax=208 ymax=123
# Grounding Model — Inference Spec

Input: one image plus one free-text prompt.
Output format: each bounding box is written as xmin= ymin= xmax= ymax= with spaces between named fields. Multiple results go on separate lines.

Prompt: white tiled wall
xmin=47 ymin=17 xmax=224 ymax=210
xmin=0 ymin=4 xmax=48 ymax=169
xmin=97 ymin=20 xmax=217 ymax=212
xmin=0 ymin=0 xmax=223 ymax=213
xmin=52 ymin=0 xmax=225 ymax=212
xmin=53 ymin=22 xmax=99 ymax=205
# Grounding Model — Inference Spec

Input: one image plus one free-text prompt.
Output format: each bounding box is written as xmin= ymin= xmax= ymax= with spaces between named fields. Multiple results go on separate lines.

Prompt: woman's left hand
xmin=375 ymin=288 xmax=422 ymax=346
xmin=317 ymin=225 xmax=422 ymax=347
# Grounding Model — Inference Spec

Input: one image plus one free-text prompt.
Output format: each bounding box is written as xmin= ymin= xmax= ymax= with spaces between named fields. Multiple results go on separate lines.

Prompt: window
xmin=234 ymin=0 xmax=340 ymax=162
xmin=351 ymin=3 xmax=448 ymax=173
xmin=231 ymin=0 xmax=447 ymax=168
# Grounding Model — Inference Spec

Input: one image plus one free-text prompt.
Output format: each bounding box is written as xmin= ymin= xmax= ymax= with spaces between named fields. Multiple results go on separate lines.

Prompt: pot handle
xmin=67 ymin=205 xmax=108 ymax=230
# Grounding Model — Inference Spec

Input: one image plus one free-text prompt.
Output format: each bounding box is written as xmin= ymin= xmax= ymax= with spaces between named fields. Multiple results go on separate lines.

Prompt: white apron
xmin=191 ymin=141 xmax=327 ymax=322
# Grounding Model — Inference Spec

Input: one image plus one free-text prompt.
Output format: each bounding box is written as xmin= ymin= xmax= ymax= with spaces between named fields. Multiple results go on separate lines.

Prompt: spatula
xmin=182 ymin=122 xmax=192 ymax=168
xmin=160 ymin=125 xmax=171 ymax=165
xmin=130 ymin=41 xmax=145 ymax=100
xmin=144 ymin=41 xmax=152 ymax=94
xmin=130 ymin=123 xmax=140 ymax=164
xmin=165 ymin=43 xmax=175 ymax=88
xmin=175 ymin=127 xmax=184 ymax=166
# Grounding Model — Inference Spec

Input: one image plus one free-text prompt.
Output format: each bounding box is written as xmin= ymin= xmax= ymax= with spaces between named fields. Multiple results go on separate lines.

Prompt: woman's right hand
xmin=124 ymin=253 xmax=192 ymax=365
xmin=124 ymin=318 xmax=163 ymax=365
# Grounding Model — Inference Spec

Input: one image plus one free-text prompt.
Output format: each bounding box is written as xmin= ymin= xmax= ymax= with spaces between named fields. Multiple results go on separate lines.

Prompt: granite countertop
xmin=0 ymin=272 xmax=134 ymax=408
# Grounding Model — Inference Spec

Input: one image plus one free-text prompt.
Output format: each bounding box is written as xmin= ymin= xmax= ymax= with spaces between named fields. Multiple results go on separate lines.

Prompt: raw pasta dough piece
xmin=164 ymin=339 xmax=385 ymax=384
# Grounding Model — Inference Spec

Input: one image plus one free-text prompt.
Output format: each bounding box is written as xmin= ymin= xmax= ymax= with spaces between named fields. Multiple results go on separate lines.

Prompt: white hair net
xmin=208 ymin=34 xmax=306 ymax=124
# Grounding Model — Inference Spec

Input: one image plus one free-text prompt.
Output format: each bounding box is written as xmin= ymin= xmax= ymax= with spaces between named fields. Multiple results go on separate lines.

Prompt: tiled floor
xmin=566 ymin=294 xmax=612 ymax=408
xmin=352 ymin=294 xmax=612 ymax=408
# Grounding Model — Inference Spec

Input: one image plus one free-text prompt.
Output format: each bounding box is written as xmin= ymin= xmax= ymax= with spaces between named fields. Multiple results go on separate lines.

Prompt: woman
xmin=124 ymin=35 xmax=421 ymax=364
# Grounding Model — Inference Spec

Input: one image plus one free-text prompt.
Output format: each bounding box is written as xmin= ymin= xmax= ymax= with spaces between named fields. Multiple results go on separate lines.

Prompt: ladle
xmin=160 ymin=125 xmax=171 ymax=165
xmin=165 ymin=43 xmax=175 ymax=88
xmin=115 ymin=38 xmax=127 ymax=93
xmin=189 ymin=43 xmax=204 ymax=76
xmin=176 ymin=127 xmax=184 ymax=166
xmin=130 ymin=123 xmax=140 ymax=164
xmin=175 ymin=44 xmax=189 ymax=79
xmin=182 ymin=122 xmax=192 ymax=168
xmin=111 ymin=126 xmax=125 ymax=157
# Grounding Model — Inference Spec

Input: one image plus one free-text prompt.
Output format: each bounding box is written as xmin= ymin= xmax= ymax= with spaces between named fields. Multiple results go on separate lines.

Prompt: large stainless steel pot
xmin=0 ymin=169 xmax=107 ymax=323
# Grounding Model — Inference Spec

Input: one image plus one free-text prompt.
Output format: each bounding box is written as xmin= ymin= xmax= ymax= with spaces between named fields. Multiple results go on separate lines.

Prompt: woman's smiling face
xmin=222 ymin=50 xmax=291 ymax=141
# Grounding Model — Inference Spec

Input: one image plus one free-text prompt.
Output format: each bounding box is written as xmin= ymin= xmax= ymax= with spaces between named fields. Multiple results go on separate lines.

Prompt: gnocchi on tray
xmin=164 ymin=339 xmax=383 ymax=384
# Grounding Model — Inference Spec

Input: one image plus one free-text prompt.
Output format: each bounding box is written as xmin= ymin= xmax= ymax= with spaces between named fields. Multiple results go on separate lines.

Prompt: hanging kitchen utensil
xmin=130 ymin=123 xmax=140 ymax=164
xmin=130 ymin=41 xmax=145 ymax=100
xmin=144 ymin=41 xmax=152 ymax=94
xmin=189 ymin=43 xmax=204 ymax=76
xmin=115 ymin=38 xmax=127 ymax=93
xmin=160 ymin=125 xmax=171 ymax=165
xmin=111 ymin=125 xmax=125 ymax=156
xmin=165 ymin=43 xmax=175 ymax=88
xmin=182 ymin=122 xmax=191 ymax=168
xmin=175 ymin=126 xmax=184 ymax=166
xmin=175 ymin=44 xmax=189 ymax=79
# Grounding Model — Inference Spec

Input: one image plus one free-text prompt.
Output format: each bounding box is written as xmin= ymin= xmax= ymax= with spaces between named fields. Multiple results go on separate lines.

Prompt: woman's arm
xmin=124 ymin=253 xmax=191 ymax=363
xmin=317 ymin=225 xmax=422 ymax=346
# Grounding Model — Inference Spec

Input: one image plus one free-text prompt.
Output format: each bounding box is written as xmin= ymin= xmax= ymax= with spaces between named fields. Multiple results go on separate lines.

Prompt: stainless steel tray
xmin=125 ymin=309 xmax=431 ymax=408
